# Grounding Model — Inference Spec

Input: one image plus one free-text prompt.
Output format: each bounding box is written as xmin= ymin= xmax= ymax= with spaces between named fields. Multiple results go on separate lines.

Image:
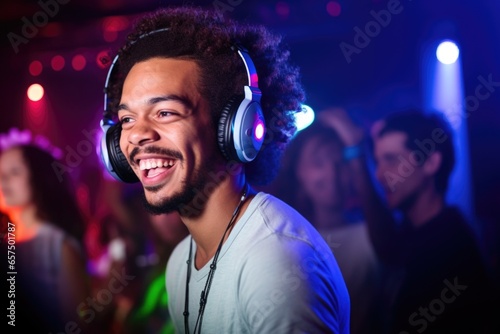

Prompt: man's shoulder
xmin=251 ymin=192 xmax=308 ymax=224
xmin=247 ymin=192 xmax=335 ymax=262
xmin=250 ymin=192 xmax=318 ymax=238
xmin=419 ymin=206 xmax=473 ymax=237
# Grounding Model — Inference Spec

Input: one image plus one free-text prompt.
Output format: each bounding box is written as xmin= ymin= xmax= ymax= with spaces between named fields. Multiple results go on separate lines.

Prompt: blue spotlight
xmin=436 ymin=40 xmax=460 ymax=64
xmin=294 ymin=104 xmax=315 ymax=131
xmin=424 ymin=37 xmax=474 ymax=223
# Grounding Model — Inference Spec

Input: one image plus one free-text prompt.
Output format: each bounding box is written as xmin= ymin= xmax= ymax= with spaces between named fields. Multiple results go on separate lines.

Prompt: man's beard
xmin=141 ymin=166 xmax=210 ymax=217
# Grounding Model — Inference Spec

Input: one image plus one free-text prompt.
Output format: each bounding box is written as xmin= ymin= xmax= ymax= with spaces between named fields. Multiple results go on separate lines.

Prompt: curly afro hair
xmin=105 ymin=5 xmax=305 ymax=186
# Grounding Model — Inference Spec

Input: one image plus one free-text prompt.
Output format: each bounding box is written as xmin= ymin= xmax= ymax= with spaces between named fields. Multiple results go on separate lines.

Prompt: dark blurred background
xmin=1 ymin=0 xmax=499 ymax=237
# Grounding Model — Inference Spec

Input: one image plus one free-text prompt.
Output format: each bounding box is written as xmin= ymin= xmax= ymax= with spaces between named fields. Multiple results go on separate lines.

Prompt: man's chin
xmin=141 ymin=187 xmax=198 ymax=216
xmin=140 ymin=165 xmax=210 ymax=217
xmin=142 ymin=196 xmax=179 ymax=215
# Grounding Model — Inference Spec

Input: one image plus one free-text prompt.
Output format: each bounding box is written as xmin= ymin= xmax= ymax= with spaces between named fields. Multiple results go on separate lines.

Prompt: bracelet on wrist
xmin=343 ymin=143 xmax=364 ymax=161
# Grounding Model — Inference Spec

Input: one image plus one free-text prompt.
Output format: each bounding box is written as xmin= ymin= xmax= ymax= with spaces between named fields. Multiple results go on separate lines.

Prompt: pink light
xmin=27 ymin=83 xmax=44 ymax=101
xmin=102 ymin=16 xmax=128 ymax=43
xmin=72 ymin=54 xmax=86 ymax=71
xmin=29 ymin=60 xmax=43 ymax=76
xmin=255 ymin=122 xmax=264 ymax=140
xmin=24 ymin=98 xmax=49 ymax=130
xmin=51 ymin=55 xmax=65 ymax=71
xmin=96 ymin=50 xmax=111 ymax=69
xmin=102 ymin=16 xmax=129 ymax=32
xmin=326 ymin=1 xmax=342 ymax=17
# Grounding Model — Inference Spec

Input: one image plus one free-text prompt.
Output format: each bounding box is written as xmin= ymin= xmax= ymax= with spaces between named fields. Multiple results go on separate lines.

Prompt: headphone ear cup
xmin=106 ymin=124 xmax=139 ymax=183
xmin=217 ymin=96 xmax=242 ymax=162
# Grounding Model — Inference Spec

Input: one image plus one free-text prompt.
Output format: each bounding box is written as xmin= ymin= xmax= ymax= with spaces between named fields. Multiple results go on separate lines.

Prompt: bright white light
xmin=27 ymin=83 xmax=44 ymax=101
xmin=436 ymin=40 xmax=460 ymax=64
xmin=295 ymin=104 xmax=315 ymax=132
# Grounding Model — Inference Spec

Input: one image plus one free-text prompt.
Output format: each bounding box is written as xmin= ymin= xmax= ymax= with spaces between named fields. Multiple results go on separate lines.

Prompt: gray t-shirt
xmin=166 ymin=192 xmax=350 ymax=333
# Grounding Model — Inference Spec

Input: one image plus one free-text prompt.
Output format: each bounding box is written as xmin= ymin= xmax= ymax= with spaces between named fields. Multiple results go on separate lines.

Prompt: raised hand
xmin=317 ymin=107 xmax=365 ymax=147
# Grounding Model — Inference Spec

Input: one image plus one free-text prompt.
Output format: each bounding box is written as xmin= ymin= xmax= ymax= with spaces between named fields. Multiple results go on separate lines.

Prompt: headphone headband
xmin=103 ymin=29 xmax=258 ymax=118
xmin=234 ymin=46 xmax=259 ymax=88
xmin=102 ymin=54 xmax=119 ymax=123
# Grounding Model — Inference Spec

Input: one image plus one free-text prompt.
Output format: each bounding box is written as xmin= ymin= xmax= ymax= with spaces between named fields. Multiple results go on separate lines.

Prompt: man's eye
xmin=120 ymin=117 xmax=133 ymax=124
xmin=158 ymin=111 xmax=174 ymax=117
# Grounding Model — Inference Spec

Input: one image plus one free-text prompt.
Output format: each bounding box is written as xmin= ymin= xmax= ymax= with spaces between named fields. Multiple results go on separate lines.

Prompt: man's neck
xmin=406 ymin=187 xmax=444 ymax=228
xmin=181 ymin=175 xmax=252 ymax=269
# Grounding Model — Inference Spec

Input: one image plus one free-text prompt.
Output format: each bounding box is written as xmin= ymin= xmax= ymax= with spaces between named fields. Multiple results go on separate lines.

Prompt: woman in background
xmin=270 ymin=109 xmax=383 ymax=334
xmin=0 ymin=142 xmax=93 ymax=332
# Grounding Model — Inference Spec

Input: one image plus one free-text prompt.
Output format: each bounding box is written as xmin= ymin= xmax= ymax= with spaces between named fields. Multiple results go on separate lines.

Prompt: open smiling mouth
xmin=139 ymin=158 xmax=176 ymax=178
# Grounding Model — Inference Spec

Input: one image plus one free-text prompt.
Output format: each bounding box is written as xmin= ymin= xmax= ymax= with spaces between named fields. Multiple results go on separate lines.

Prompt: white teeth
xmin=138 ymin=158 xmax=175 ymax=170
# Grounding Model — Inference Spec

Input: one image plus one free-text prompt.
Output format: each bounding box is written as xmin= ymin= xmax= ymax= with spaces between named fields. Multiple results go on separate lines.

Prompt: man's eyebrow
xmin=117 ymin=94 xmax=193 ymax=113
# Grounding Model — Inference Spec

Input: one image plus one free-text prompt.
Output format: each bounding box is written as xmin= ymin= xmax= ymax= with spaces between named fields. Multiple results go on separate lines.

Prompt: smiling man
xmin=98 ymin=6 xmax=349 ymax=334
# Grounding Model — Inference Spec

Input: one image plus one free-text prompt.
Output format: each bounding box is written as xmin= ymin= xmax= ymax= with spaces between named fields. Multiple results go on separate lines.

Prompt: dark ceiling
xmin=1 ymin=0 xmax=499 ymax=221
xmin=2 ymin=0 xmax=499 ymax=112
